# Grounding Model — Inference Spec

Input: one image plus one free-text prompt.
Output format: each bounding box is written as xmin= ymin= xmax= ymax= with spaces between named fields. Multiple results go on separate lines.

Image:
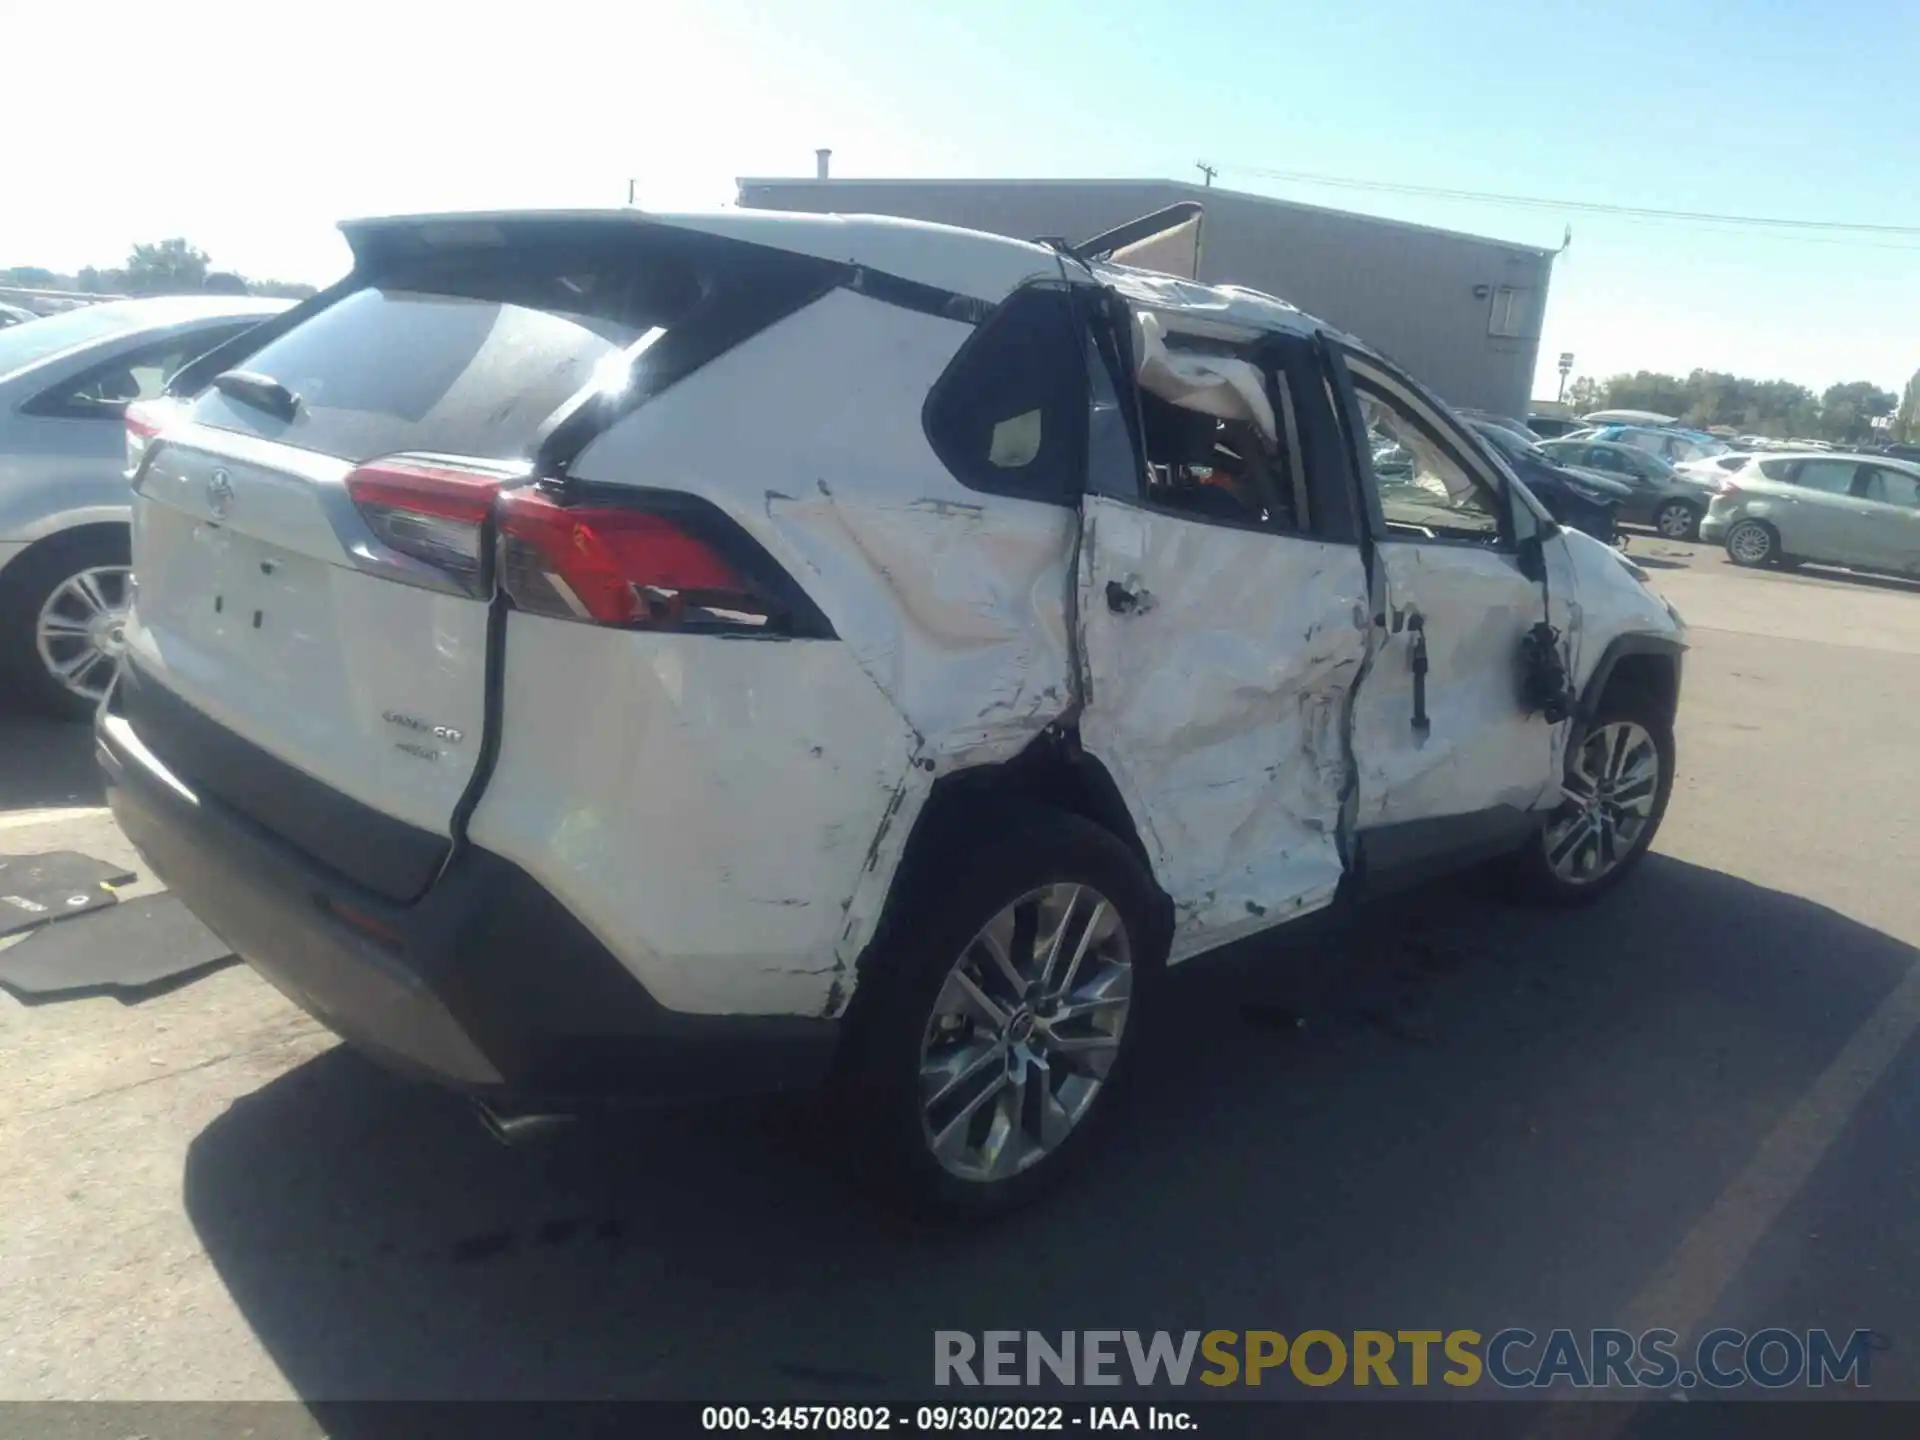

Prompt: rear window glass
xmin=187 ymin=227 xmax=833 ymax=463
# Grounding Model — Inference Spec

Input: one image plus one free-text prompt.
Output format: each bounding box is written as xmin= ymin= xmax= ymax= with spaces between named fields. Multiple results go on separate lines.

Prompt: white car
xmin=100 ymin=209 xmax=1687 ymax=1215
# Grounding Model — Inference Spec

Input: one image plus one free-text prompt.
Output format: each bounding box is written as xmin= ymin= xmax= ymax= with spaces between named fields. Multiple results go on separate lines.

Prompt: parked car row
xmin=1536 ymin=437 xmax=1718 ymax=541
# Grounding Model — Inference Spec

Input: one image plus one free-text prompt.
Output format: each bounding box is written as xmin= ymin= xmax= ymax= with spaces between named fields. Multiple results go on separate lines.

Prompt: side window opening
xmin=1128 ymin=315 xmax=1308 ymax=534
xmin=1790 ymin=460 xmax=1857 ymax=496
xmin=1136 ymin=392 xmax=1304 ymax=532
xmin=923 ymin=284 xmax=1086 ymax=505
xmin=28 ymin=327 xmax=250 ymax=419
xmin=1347 ymin=356 xmax=1505 ymax=544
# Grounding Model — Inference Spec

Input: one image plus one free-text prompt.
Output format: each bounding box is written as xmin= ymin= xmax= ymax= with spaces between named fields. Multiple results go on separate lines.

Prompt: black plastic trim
xmin=1355 ymin=805 xmax=1543 ymax=897
xmin=446 ymin=580 xmax=511 ymax=859
xmin=1575 ymin=632 xmax=1685 ymax=722
xmin=113 ymin=661 xmax=451 ymax=904
xmin=100 ymin=713 xmax=840 ymax=1105
xmin=1257 ymin=330 xmax=1364 ymax=546
xmin=845 ymin=266 xmax=994 ymax=325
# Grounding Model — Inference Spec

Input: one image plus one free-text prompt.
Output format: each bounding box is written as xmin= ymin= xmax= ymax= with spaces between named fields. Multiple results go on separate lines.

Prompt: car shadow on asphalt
xmin=0 ymin=712 xmax=103 ymax=811
xmin=181 ymin=854 xmax=1920 ymax=1414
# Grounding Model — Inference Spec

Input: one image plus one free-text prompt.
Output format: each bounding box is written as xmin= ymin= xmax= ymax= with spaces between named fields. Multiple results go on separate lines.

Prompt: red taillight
xmin=496 ymin=488 xmax=764 ymax=628
xmin=125 ymin=400 xmax=169 ymax=480
xmin=1716 ymin=478 xmax=1743 ymax=496
xmin=345 ymin=456 xmax=510 ymax=592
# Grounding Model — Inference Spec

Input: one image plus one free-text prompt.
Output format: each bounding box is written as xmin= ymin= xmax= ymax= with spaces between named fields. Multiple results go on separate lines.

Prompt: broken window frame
xmin=1082 ymin=300 xmax=1356 ymax=546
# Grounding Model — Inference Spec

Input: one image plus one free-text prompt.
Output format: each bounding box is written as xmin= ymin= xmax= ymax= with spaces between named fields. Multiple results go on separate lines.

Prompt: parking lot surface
xmin=2 ymin=538 xmax=1917 ymax=1411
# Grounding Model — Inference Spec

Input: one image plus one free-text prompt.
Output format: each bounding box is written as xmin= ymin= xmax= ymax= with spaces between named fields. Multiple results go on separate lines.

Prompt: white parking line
xmin=0 ymin=806 xmax=111 ymax=832
xmin=1527 ymin=956 xmax=1920 ymax=1435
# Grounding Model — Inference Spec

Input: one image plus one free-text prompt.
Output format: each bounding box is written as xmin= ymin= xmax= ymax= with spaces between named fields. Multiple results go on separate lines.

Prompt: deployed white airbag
xmin=1132 ymin=311 xmax=1276 ymax=445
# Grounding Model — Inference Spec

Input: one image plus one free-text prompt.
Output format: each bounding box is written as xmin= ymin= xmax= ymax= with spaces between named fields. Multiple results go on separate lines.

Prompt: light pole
xmin=1556 ymin=352 xmax=1574 ymax=405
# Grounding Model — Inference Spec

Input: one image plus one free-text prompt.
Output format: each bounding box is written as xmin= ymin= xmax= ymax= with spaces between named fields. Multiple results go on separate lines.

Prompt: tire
xmin=841 ymin=802 xmax=1166 ymax=1219
xmin=0 ymin=530 xmax=133 ymax=721
xmin=1652 ymin=499 xmax=1701 ymax=542
xmin=1509 ymin=688 xmax=1675 ymax=907
xmin=1723 ymin=518 xmax=1777 ymax=568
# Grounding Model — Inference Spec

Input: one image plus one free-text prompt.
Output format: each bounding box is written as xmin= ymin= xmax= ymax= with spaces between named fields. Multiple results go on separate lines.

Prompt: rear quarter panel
xmin=477 ymin=287 xmax=1079 ymax=1017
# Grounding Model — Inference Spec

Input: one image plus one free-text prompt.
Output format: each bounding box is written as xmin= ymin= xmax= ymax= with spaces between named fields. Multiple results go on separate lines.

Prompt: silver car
xmin=0 ymin=297 xmax=287 ymax=716
xmin=1700 ymin=452 xmax=1920 ymax=575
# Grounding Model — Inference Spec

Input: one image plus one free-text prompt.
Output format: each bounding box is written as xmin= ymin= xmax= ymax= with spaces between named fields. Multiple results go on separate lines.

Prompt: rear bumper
xmin=98 ymin=709 xmax=839 ymax=1108
xmin=1699 ymin=514 xmax=1731 ymax=543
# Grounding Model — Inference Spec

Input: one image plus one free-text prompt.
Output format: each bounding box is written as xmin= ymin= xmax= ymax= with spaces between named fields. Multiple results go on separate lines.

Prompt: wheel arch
xmin=1576 ymin=633 xmax=1683 ymax=733
xmin=0 ymin=519 xmax=130 ymax=590
xmin=845 ymin=727 xmax=1171 ymax=997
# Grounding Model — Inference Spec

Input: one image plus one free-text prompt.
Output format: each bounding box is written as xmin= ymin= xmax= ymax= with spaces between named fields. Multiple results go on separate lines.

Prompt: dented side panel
xmin=1075 ymin=495 xmax=1371 ymax=960
xmin=545 ymin=286 xmax=1074 ymax=1015
xmin=1558 ymin=526 xmax=1689 ymax=697
xmin=1350 ymin=542 xmax=1558 ymax=826
xmin=466 ymin=614 xmax=922 ymax=1017
xmin=569 ymin=288 xmax=1078 ymax=770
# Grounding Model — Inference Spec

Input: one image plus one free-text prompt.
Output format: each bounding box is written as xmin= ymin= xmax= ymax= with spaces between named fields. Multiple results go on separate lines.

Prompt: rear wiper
xmin=210 ymin=370 xmax=301 ymax=423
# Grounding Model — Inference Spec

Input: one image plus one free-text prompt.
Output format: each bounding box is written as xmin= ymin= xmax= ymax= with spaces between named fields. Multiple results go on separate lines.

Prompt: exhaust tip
xmin=473 ymin=1101 xmax=574 ymax=1146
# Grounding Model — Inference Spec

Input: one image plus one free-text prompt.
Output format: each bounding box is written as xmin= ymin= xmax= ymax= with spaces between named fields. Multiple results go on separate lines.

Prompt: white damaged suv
xmin=101 ymin=208 xmax=1685 ymax=1214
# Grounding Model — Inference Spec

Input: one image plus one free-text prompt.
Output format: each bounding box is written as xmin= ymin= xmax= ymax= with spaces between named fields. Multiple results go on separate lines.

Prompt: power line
xmin=1216 ymin=163 xmax=1920 ymax=239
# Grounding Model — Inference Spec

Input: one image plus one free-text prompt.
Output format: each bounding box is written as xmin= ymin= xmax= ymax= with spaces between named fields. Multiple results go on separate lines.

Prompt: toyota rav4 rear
xmin=103 ymin=212 xmax=1074 ymax=1162
xmin=103 ymin=208 xmax=1685 ymax=1217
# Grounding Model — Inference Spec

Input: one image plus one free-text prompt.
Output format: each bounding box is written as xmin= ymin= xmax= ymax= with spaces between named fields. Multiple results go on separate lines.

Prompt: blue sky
xmin=7 ymin=0 xmax=1916 ymax=401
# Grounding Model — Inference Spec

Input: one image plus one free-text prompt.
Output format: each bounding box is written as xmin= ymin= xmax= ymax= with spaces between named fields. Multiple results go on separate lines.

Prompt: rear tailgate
xmin=123 ymin=224 xmax=687 ymax=899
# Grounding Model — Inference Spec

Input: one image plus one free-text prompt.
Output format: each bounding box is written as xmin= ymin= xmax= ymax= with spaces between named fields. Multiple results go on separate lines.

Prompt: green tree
xmin=1894 ymin=370 xmax=1920 ymax=443
xmin=1566 ymin=376 xmax=1602 ymax=413
xmin=124 ymin=238 xmax=210 ymax=295
xmin=247 ymin=279 xmax=318 ymax=299
xmin=1818 ymin=381 xmax=1897 ymax=445
xmin=1602 ymin=370 xmax=1691 ymax=417
xmin=0 ymin=265 xmax=58 ymax=286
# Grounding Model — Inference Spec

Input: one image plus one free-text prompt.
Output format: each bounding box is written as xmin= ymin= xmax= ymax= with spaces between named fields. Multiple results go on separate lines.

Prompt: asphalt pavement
xmin=2 ymin=537 xmax=1916 ymax=1423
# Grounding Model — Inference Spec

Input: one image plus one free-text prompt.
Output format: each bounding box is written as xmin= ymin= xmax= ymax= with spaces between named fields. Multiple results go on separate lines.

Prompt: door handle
xmin=1408 ymin=611 xmax=1431 ymax=737
xmin=1106 ymin=578 xmax=1153 ymax=616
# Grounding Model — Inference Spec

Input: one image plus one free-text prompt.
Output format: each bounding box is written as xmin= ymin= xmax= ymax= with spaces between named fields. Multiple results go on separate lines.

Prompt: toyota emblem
xmin=207 ymin=468 xmax=234 ymax=519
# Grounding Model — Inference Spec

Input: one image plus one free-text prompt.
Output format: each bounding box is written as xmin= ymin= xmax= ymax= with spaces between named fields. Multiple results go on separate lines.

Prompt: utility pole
xmin=627 ymin=178 xmax=638 ymax=206
xmin=1196 ymin=162 xmax=1217 ymax=188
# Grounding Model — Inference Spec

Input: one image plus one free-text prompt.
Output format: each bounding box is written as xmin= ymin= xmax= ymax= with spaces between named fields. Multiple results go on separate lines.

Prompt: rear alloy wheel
xmin=846 ymin=803 xmax=1163 ymax=1218
xmin=1652 ymin=499 xmax=1700 ymax=541
xmin=919 ymin=882 xmax=1133 ymax=1185
xmin=1724 ymin=518 xmax=1776 ymax=567
xmin=0 ymin=532 xmax=133 ymax=720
